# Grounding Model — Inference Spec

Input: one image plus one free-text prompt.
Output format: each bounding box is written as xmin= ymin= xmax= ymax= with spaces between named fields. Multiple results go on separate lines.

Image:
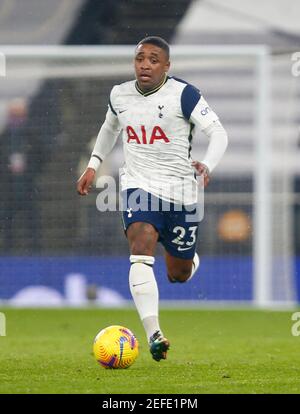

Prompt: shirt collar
xmin=135 ymin=74 xmax=169 ymax=97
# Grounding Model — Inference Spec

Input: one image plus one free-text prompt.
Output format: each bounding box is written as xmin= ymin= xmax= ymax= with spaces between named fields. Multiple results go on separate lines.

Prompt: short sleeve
xmin=181 ymin=84 xmax=201 ymax=120
xmin=108 ymin=86 xmax=118 ymax=116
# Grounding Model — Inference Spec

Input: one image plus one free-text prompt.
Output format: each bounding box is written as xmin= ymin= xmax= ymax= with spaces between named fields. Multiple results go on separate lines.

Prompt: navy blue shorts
xmin=121 ymin=188 xmax=199 ymax=260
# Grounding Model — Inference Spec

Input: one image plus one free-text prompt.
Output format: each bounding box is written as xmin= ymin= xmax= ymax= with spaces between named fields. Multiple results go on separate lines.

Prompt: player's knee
xmin=167 ymin=266 xmax=192 ymax=283
xmin=129 ymin=229 xmax=156 ymax=255
xmin=130 ymin=241 xmax=154 ymax=257
xmin=127 ymin=223 xmax=158 ymax=256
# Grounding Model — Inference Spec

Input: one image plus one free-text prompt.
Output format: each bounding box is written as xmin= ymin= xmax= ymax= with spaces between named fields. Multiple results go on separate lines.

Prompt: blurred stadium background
xmin=0 ymin=0 xmax=299 ymax=308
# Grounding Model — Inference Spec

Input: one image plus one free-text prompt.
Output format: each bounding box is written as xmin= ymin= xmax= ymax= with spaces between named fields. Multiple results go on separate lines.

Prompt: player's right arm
xmin=77 ymin=91 xmax=121 ymax=196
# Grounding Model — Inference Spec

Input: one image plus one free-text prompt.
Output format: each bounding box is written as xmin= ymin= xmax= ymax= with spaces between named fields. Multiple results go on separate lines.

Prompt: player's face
xmin=134 ymin=43 xmax=170 ymax=92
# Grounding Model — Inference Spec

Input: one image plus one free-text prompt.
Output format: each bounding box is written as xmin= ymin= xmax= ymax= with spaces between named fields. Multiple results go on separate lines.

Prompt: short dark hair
xmin=136 ymin=36 xmax=170 ymax=59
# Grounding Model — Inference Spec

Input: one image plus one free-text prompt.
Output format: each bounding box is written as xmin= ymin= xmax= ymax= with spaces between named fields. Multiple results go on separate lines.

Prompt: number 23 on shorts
xmin=171 ymin=225 xmax=197 ymax=251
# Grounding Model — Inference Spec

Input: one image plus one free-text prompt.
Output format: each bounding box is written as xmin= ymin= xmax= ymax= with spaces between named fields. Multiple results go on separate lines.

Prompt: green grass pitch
xmin=0 ymin=308 xmax=299 ymax=394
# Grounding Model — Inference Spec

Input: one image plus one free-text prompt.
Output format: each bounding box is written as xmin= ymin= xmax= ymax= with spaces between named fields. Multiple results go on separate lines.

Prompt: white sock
xmin=142 ymin=316 xmax=162 ymax=342
xmin=186 ymin=252 xmax=200 ymax=282
xmin=129 ymin=255 xmax=161 ymax=341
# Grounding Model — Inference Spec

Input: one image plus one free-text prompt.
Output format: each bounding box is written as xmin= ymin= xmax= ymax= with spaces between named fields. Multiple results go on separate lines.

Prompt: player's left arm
xmin=191 ymin=118 xmax=228 ymax=187
xmin=181 ymin=85 xmax=228 ymax=187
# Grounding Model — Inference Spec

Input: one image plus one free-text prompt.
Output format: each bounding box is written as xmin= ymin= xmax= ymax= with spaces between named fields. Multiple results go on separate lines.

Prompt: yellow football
xmin=93 ymin=325 xmax=139 ymax=369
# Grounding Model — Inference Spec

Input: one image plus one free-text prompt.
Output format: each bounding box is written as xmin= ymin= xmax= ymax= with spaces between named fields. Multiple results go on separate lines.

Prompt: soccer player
xmin=77 ymin=36 xmax=228 ymax=361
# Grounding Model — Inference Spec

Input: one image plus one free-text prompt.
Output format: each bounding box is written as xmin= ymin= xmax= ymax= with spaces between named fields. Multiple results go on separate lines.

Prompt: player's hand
xmin=191 ymin=161 xmax=210 ymax=187
xmin=77 ymin=168 xmax=96 ymax=196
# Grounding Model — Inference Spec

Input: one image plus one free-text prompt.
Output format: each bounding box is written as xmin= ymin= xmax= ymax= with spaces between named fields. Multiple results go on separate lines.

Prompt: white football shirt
xmin=96 ymin=76 xmax=220 ymax=205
